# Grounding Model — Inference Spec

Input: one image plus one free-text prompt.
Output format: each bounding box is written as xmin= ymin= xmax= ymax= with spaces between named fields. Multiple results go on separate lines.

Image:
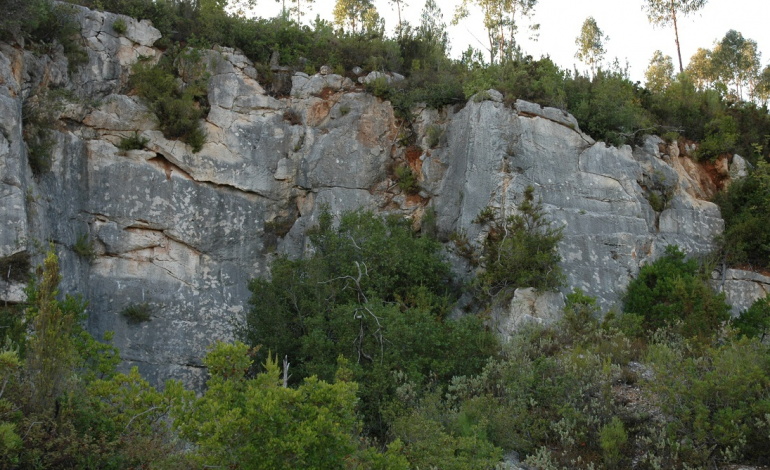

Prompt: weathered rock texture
xmin=0 ymin=4 xmax=767 ymax=384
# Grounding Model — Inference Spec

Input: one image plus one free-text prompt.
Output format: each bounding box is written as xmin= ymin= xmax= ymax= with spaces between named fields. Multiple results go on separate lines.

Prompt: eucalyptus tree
xmin=643 ymin=0 xmax=708 ymax=73
xmin=452 ymin=0 xmax=538 ymax=64
xmin=333 ymin=0 xmax=379 ymax=34
xmin=645 ymin=50 xmax=675 ymax=93
xmin=388 ymin=0 xmax=408 ymax=35
xmin=574 ymin=16 xmax=608 ymax=77
xmin=289 ymin=0 xmax=314 ymax=24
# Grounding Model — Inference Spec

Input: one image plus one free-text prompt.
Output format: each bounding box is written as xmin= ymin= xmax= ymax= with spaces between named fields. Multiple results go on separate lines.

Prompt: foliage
xmin=645 ymin=50 xmax=674 ymax=93
xmin=241 ymin=209 xmax=496 ymax=439
xmin=646 ymin=336 xmax=770 ymax=466
xmin=713 ymin=159 xmax=770 ymax=268
xmin=731 ymin=294 xmax=770 ymax=340
xmin=425 ymin=123 xmax=442 ymax=148
xmin=130 ymin=48 xmax=209 ymax=153
xmin=73 ymin=232 xmax=96 ymax=260
xmin=452 ymin=0 xmax=539 ymax=65
xmin=111 ymin=17 xmax=127 ymax=34
xmin=172 ymin=343 xmax=408 ymax=469
xmin=394 ymin=164 xmax=419 ymax=194
xmin=574 ymin=16 xmax=608 ymax=76
xmin=121 ymin=302 xmax=152 ymax=323
xmin=623 ymin=245 xmax=731 ymax=340
xmin=475 ymin=186 xmax=565 ymax=302
xmin=642 ymin=0 xmax=708 ymax=72
xmin=22 ymin=91 xmax=62 ymax=176
xmin=117 ymin=131 xmax=150 ymax=151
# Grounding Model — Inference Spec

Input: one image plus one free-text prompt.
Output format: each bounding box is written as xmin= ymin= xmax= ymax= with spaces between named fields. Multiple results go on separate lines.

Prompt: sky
xmin=253 ymin=0 xmax=770 ymax=83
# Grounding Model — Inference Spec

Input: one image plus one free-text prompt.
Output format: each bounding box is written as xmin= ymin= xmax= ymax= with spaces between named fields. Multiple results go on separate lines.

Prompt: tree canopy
xmin=643 ymin=0 xmax=708 ymax=72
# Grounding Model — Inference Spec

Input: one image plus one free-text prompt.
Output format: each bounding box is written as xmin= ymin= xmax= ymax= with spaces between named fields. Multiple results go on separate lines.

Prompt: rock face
xmin=0 ymin=4 xmax=766 ymax=385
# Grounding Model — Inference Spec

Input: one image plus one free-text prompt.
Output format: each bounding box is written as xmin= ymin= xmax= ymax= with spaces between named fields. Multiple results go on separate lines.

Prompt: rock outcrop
xmin=0 ymin=4 xmax=766 ymax=385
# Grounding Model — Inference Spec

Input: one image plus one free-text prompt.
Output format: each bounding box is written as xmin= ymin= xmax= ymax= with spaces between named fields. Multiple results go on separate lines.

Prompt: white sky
xmin=254 ymin=0 xmax=770 ymax=83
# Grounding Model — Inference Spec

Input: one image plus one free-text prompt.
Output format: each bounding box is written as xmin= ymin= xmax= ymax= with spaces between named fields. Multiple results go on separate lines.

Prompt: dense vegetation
xmin=3 ymin=0 xmax=770 ymax=468
xmin=4 ymin=225 xmax=770 ymax=468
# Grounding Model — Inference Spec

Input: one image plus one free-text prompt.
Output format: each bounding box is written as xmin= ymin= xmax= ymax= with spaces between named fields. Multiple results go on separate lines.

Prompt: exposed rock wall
xmin=0 ymin=4 xmax=766 ymax=385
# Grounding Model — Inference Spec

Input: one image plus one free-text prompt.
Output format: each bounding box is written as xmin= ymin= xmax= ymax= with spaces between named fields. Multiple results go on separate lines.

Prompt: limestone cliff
xmin=1 ymin=4 xmax=768 ymax=387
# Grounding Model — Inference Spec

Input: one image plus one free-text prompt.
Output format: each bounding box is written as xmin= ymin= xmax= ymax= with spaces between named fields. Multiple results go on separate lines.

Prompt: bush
xmin=713 ymin=159 xmax=770 ymax=269
xmin=475 ymin=186 xmax=565 ymax=302
xmin=111 ymin=17 xmax=127 ymax=35
xmin=646 ymin=336 xmax=770 ymax=466
xmin=73 ymin=233 xmax=95 ymax=260
xmin=117 ymin=131 xmax=149 ymax=151
xmin=240 ymin=209 xmax=496 ymax=439
xmin=425 ymin=124 xmax=442 ymax=148
xmin=394 ymin=164 xmax=418 ymax=194
xmin=121 ymin=302 xmax=152 ymax=323
xmin=130 ymin=48 xmax=209 ymax=153
xmin=732 ymin=294 xmax=770 ymax=340
xmin=623 ymin=245 xmax=731 ymax=340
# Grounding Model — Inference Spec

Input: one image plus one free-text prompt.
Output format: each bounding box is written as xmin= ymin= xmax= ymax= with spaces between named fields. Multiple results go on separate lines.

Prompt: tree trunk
xmin=672 ymin=1 xmax=683 ymax=73
xmin=396 ymin=0 xmax=402 ymax=35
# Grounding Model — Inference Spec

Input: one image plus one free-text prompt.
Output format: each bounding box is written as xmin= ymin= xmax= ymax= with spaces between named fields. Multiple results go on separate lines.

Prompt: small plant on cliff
xmin=118 ymin=132 xmax=150 ymax=151
xmin=425 ymin=124 xmax=442 ymax=148
xmin=112 ymin=17 xmax=127 ymax=35
xmin=130 ymin=47 xmax=209 ymax=153
xmin=121 ymin=302 xmax=152 ymax=323
xmin=475 ymin=186 xmax=565 ymax=302
xmin=73 ymin=233 xmax=96 ymax=261
xmin=394 ymin=164 xmax=419 ymax=194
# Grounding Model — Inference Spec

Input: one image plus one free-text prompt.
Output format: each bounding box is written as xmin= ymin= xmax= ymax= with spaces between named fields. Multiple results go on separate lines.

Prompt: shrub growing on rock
xmin=623 ymin=245 xmax=731 ymax=340
xmin=475 ymin=186 xmax=565 ymax=303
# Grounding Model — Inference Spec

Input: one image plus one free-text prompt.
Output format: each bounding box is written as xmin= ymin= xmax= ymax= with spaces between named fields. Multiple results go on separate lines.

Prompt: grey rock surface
xmin=490 ymin=288 xmax=565 ymax=342
xmin=1 ymin=3 xmax=767 ymax=386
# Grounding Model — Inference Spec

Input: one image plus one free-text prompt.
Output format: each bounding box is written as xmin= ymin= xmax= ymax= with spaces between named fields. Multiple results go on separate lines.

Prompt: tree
xmin=418 ymin=0 xmax=448 ymax=53
xmin=289 ymin=0 xmax=314 ymax=24
xmin=172 ymin=342 xmax=409 ymax=469
xmin=333 ymin=0 xmax=378 ymax=34
xmin=388 ymin=0 xmax=408 ymax=35
xmin=643 ymin=0 xmax=708 ymax=73
xmin=25 ymin=249 xmax=78 ymax=412
xmin=453 ymin=0 xmax=538 ymax=64
xmin=712 ymin=30 xmax=762 ymax=101
xmin=574 ymin=16 xmax=608 ymax=77
xmin=686 ymin=47 xmax=717 ymax=90
xmin=645 ymin=50 xmax=674 ymax=93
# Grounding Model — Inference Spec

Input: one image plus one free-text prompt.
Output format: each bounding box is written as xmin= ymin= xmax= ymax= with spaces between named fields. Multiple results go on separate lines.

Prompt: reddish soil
xmin=405 ymin=145 xmax=423 ymax=174
xmin=699 ymin=157 xmax=729 ymax=192
xmin=319 ymin=87 xmax=337 ymax=101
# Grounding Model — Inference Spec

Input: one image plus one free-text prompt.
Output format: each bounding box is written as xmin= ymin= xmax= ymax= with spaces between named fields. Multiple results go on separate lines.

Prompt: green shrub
xmin=0 ymin=252 xmax=31 ymax=284
xmin=646 ymin=336 xmax=770 ymax=466
xmin=394 ymin=164 xmax=418 ymax=194
xmin=22 ymin=92 xmax=63 ymax=175
xmin=624 ymin=245 xmax=731 ymax=340
xmin=241 ymin=209 xmax=496 ymax=439
xmin=600 ymin=417 xmax=628 ymax=468
xmin=112 ymin=17 xmax=127 ymax=35
xmin=732 ymin=294 xmax=770 ymax=340
xmin=121 ymin=302 xmax=152 ymax=323
xmin=475 ymin=185 xmax=565 ymax=302
xmin=713 ymin=159 xmax=770 ymax=269
xmin=117 ymin=132 xmax=149 ymax=151
xmin=425 ymin=124 xmax=442 ymax=148
xmin=130 ymin=48 xmax=209 ymax=153
xmin=73 ymin=233 xmax=95 ymax=260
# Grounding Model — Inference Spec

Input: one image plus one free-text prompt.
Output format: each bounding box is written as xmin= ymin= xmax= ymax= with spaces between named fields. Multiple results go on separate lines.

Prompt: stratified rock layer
xmin=0 ymin=4 xmax=765 ymax=385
